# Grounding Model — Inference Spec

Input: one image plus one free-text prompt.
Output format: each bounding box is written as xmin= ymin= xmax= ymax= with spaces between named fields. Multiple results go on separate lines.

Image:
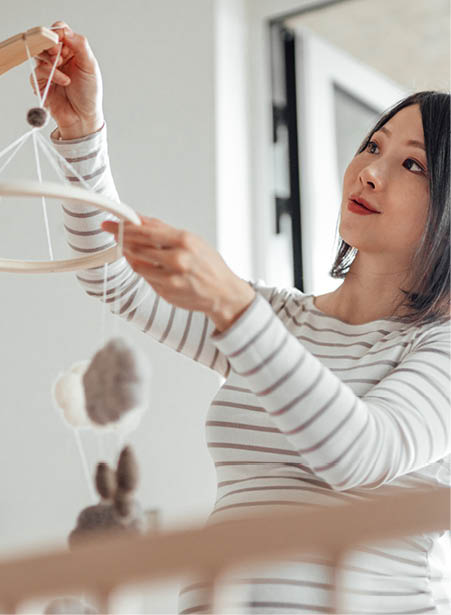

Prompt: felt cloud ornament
xmin=52 ymin=338 xmax=150 ymax=432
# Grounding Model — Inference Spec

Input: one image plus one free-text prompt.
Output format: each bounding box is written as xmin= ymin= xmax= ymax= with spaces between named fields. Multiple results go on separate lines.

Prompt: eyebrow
xmin=378 ymin=125 xmax=425 ymax=151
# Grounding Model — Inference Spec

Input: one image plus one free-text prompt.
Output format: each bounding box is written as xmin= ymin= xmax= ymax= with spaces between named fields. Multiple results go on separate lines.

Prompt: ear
xmin=116 ymin=446 xmax=139 ymax=493
xmin=95 ymin=462 xmax=116 ymax=500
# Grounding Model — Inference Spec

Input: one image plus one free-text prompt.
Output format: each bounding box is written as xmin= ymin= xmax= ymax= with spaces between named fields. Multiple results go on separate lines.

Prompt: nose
xmin=359 ymin=161 xmax=384 ymax=191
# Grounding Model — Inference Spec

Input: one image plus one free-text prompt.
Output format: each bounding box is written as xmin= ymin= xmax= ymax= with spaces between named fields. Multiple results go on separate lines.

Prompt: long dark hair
xmin=330 ymin=91 xmax=450 ymax=327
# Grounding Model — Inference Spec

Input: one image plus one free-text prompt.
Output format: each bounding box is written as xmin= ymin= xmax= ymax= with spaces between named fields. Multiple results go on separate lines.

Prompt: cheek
xmin=342 ymin=159 xmax=360 ymax=190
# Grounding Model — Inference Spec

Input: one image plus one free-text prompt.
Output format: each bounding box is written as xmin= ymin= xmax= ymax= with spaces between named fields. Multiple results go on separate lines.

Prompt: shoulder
xmin=247 ymin=279 xmax=310 ymax=312
xmin=408 ymin=318 xmax=451 ymax=360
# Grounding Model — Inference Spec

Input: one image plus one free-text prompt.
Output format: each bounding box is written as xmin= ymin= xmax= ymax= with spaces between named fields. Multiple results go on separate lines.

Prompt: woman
xmin=34 ymin=22 xmax=450 ymax=614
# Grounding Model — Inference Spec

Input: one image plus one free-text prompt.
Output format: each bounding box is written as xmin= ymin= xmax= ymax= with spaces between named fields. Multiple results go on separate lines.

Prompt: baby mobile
xmin=0 ymin=26 xmax=153 ymax=613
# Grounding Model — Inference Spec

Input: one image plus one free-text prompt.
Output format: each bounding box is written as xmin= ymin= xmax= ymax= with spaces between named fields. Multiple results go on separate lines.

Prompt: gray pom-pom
xmin=27 ymin=107 xmax=49 ymax=127
xmin=83 ymin=337 xmax=150 ymax=426
xmin=95 ymin=462 xmax=116 ymax=500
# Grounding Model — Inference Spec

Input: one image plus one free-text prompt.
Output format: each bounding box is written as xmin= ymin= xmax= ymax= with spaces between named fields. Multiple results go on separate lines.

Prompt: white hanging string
xmin=112 ymin=222 xmax=124 ymax=338
xmin=74 ymin=430 xmax=97 ymax=503
xmin=32 ymin=130 xmax=54 ymax=259
xmin=0 ymin=129 xmax=33 ymax=165
xmin=41 ymin=44 xmax=62 ymax=107
xmin=24 ymin=36 xmax=42 ymax=107
xmin=24 ymin=34 xmax=62 ymax=262
xmin=21 ymin=35 xmax=122 ymax=498
xmin=101 ymin=263 xmax=109 ymax=347
xmin=0 ymin=130 xmax=33 ymax=176
xmin=35 ymin=134 xmax=107 ymax=480
xmin=35 ymin=131 xmax=93 ymax=190
xmin=97 ymin=430 xmax=105 ymax=464
xmin=24 ymin=35 xmax=62 ymax=110
xmin=35 ymin=136 xmax=118 ymax=468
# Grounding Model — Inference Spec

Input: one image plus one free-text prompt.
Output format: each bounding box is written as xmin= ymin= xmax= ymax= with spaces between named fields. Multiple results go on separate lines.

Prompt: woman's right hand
xmin=31 ymin=21 xmax=104 ymax=140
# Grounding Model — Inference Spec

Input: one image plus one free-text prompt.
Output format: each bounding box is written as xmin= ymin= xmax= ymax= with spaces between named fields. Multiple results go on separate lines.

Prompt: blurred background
xmin=0 ymin=0 xmax=449 ymax=612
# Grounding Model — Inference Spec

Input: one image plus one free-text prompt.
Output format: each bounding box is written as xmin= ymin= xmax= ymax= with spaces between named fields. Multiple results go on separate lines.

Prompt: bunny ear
xmin=114 ymin=489 xmax=133 ymax=518
xmin=116 ymin=446 xmax=138 ymax=493
xmin=95 ymin=462 xmax=116 ymax=500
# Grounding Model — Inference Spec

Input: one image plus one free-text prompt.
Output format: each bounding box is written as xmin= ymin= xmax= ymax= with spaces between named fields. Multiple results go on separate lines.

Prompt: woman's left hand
xmin=102 ymin=216 xmax=256 ymax=332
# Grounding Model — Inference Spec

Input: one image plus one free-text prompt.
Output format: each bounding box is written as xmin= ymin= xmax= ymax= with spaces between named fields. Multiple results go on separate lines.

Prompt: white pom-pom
xmin=52 ymin=361 xmax=93 ymax=429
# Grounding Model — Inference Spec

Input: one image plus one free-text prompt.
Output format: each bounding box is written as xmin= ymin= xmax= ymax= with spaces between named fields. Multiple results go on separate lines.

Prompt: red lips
xmin=349 ymin=194 xmax=380 ymax=213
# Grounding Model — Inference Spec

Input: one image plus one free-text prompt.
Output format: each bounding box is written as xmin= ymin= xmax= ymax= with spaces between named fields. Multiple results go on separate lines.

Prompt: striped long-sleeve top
xmin=53 ymin=125 xmax=451 ymax=615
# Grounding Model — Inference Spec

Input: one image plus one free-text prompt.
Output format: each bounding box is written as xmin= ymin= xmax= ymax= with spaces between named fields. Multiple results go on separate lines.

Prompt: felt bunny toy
xmin=69 ymin=445 xmax=147 ymax=547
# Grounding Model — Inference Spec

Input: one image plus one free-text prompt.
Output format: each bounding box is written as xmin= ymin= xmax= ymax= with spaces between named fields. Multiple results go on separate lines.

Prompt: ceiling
xmin=284 ymin=0 xmax=450 ymax=92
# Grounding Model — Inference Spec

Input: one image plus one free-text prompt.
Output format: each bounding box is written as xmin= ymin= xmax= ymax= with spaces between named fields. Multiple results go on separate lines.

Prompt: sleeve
xmin=210 ymin=282 xmax=451 ymax=491
xmin=51 ymin=124 xmax=230 ymax=378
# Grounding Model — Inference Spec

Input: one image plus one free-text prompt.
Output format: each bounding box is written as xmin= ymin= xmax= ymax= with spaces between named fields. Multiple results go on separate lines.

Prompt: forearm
xmin=208 ymin=279 xmax=256 ymax=334
xmin=210 ymin=288 xmax=451 ymax=491
xmin=51 ymin=125 xmax=231 ymax=376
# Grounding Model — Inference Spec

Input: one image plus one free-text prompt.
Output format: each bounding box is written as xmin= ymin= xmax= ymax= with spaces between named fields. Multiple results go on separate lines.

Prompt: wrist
xmin=57 ymin=116 xmax=105 ymax=140
xmin=209 ymin=281 xmax=256 ymax=333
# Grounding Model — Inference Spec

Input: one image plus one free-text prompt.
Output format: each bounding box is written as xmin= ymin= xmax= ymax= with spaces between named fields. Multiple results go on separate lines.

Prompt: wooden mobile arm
xmin=0 ymin=486 xmax=448 ymax=613
xmin=0 ymin=27 xmax=58 ymax=76
xmin=0 ymin=180 xmax=141 ymax=273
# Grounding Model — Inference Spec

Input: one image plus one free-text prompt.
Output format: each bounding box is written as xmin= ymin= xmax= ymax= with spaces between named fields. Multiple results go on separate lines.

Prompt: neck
xmin=329 ymin=253 xmax=412 ymax=323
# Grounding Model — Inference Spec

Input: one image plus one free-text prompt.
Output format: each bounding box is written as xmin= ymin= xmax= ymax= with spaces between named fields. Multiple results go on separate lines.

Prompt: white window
xmin=269 ymin=27 xmax=406 ymax=294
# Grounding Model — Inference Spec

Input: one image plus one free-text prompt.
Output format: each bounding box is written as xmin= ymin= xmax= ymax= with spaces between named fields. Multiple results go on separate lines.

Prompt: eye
xmin=366 ymin=140 xmax=379 ymax=154
xmin=403 ymin=158 xmax=426 ymax=174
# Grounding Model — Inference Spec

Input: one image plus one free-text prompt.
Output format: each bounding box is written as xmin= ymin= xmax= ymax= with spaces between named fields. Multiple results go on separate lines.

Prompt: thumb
xmin=62 ymin=29 xmax=97 ymax=73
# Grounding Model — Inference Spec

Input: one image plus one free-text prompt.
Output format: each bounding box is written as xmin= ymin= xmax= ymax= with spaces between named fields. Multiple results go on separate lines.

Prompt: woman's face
xmin=339 ymin=104 xmax=430 ymax=266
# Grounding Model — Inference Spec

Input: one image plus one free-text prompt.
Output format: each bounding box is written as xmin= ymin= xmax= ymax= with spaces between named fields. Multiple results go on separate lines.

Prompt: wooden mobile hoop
xmin=0 ymin=26 xmax=141 ymax=273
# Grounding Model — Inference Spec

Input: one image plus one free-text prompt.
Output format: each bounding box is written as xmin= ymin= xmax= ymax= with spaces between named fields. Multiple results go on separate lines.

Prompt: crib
xmin=0 ymin=486 xmax=449 ymax=614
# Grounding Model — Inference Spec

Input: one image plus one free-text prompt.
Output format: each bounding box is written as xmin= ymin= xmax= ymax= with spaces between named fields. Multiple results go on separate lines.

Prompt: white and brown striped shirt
xmin=53 ymin=125 xmax=451 ymax=614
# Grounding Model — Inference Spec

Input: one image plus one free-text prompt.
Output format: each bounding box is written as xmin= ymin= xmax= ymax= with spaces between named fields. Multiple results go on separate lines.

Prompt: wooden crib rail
xmin=0 ymin=486 xmax=449 ymax=613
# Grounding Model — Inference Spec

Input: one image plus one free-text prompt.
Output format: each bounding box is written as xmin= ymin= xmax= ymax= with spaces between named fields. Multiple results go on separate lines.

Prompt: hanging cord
xmin=24 ymin=35 xmax=62 ymax=109
xmin=74 ymin=429 xmax=97 ymax=503
xmin=24 ymin=35 xmax=62 ymax=261
xmin=32 ymin=130 xmax=54 ymax=259
xmin=112 ymin=221 xmax=125 ymax=337
xmin=0 ymin=130 xmax=33 ymax=176
xmin=35 ymin=131 xmax=94 ymax=190
xmin=37 ymin=135 xmax=135 ymax=344
xmin=22 ymin=36 xmax=107 ymax=499
xmin=24 ymin=36 xmax=42 ymax=107
xmin=41 ymin=44 xmax=62 ymax=107
xmin=101 ymin=262 xmax=109 ymax=347
xmin=36 ymin=136 xmax=125 ymax=468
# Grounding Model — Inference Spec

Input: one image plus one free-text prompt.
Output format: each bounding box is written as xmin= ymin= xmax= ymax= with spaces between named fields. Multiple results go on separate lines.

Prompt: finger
xmin=60 ymin=30 xmax=97 ymax=73
xmin=34 ymin=63 xmax=71 ymax=87
xmin=128 ymin=259 xmax=175 ymax=285
xmin=46 ymin=21 xmax=71 ymax=53
xmin=102 ymin=219 xmax=176 ymax=248
xmin=126 ymin=217 xmax=185 ymax=248
xmin=35 ymin=51 xmax=62 ymax=67
xmin=36 ymin=47 xmax=74 ymax=68
xmin=123 ymin=245 xmax=183 ymax=270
